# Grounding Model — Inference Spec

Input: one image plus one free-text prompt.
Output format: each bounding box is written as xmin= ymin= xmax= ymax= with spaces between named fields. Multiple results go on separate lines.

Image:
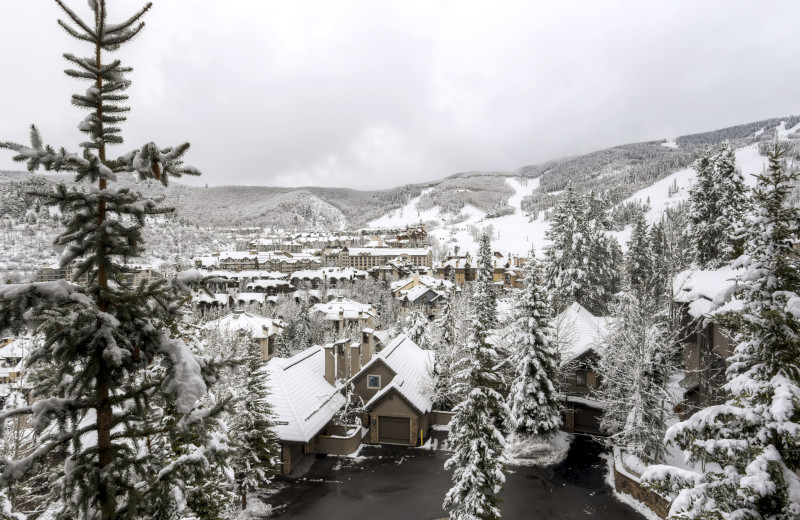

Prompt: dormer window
xmin=367 ymin=375 xmax=381 ymax=389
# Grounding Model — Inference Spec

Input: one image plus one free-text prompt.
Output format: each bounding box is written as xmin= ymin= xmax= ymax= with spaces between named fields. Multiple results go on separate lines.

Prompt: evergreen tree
xmin=642 ymin=143 xmax=800 ymax=518
xmin=476 ymin=232 xmax=498 ymax=329
xmin=508 ymin=250 xmax=561 ymax=438
xmin=544 ymin=184 xmax=616 ymax=315
xmin=443 ymin=235 xmax=509 ymax=520
xmin=403 ymin=308 xmax=428 ymax=347
xmin=597 ymin=291 xmax=677 ymax=464
xmin=0 ymin=2 xmax=231 ymax=517
xmin=231 ymin=341 xmax=280 ymax=511
xmin=428 ymin=287 xmax=463 ymax=411
xmin=625 ymin=213 xmax=653 ymax=298
xmin=686 ymin=143 xmax=748 ymax=268
xmin=713 ymin=142 xmax=749 ymax=260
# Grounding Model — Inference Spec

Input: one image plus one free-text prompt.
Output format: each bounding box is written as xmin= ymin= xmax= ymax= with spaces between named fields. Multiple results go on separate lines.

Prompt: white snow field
xmin=371 ymin=120 xmax=799 ymax=258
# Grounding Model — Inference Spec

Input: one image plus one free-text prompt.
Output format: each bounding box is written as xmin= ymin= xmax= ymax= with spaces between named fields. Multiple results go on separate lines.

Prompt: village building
xmin=201 ymin=310 xmax=284 ymax=361
xmin=338 ymin=247 xmax=432 ymax=270
xmin=310 ymin=297 xmax=377 ymax=333
xmin=266 ymin=346 xmax=349 ymax=475
xmin=672 ymin=268 xmax=739 ymax=418
xmin=346 ymin=334 xmax=437 ymax=446
xmin=0 ymin=337 xmax=27 ymax=384
xmin=556 ymin=302 xmax=612 ymax=435
xmin=289 ymin=268 xmax=367 ymax=289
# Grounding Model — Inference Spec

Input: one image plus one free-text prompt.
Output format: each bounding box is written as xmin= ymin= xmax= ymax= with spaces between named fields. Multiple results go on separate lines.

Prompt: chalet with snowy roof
xmin=244 ymin=278 xmax=293 ymax=296
xmin=201 ymin=310 xmax=284 ymax=361
xmin=390 ymin=273 xmax=456 ymax=298
xmin=266 ymin=346 xmax=349 ymax=475
xmin=433 ymin=252 xmax=526 ymax=289
xmin=555 ymin=302 xmax=613 ymax=435
xmin=673 ymin=268 xmax=739 ymax=417
xmin=311 ymin=297 xmax=377 ymax=333
xmin=0 ymin=337 xmax=27 ymax=384
xmin=344 ymin=334 xmax=436 ymax=446
xmin=289 ymin=268 xmax=367 ymax=289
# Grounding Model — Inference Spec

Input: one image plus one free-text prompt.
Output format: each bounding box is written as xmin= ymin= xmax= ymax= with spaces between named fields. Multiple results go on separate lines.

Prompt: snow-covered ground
xmin=368 ymin=187 xmax=439 ymax=228
xmin=423 ymin=177 xmax=551 ymax=258
xmin=370 ymin=120 xmax=799 ymax=259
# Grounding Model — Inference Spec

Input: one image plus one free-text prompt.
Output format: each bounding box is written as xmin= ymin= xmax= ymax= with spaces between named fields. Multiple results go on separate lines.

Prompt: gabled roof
xmin=201 ymin=311 xmax=282 ymax=339
xmin=356 ymin=334 xmax=434 ymax=415
xmin=311 ymin=297 xmax=376 ymax=320
xmin=673 ymin=268 xmax=742 ymax=318
xmin=554 ymin=302 xmax=612 ymax=360
xmin=400 ymin=285 xmax=444 ymax=304
xmin=266 ymin=346 xmax=346 ymax=443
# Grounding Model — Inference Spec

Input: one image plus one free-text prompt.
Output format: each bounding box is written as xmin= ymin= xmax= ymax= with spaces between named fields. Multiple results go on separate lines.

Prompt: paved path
xmin=259 ymin=435 xmax=646 ymax=519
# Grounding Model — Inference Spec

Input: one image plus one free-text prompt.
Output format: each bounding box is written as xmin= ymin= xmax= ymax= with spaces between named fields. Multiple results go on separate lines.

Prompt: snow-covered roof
xmin=245 ymin=279 xmax=292 ymax=290
xmin=0 ymin=340 xmax=26 ymax=359
xmin=554 ymin=302 xmax=612 ymax=360
xmin=192 ymin=293 xmax=231 ymax=306
xmin=235 ymin=292 xmax=265 ymax=304
xmin=358 ymin=334 xmax=434 ymax=415
xmin=674 ymin=268 xmax=739 ymax=304
xmin=400 ymin=285 xmax=444 ymax=304
xmin=311 ymin=297 xmax=376 ymax=320
xmin=390 ymin=275 xmax=454 ymax=293
xmin=344 ymin=248 xmax=430 ymax=257
xmin=201 ymin=311 xmax=282 ymax=339
xmin=673 ymin=268 xmax=741 ymax=318
xmin=266 ymin=346 xmax=346 ymax=443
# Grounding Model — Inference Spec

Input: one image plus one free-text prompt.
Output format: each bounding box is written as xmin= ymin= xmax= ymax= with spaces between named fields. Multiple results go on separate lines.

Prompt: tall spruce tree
xmin=544 ymin=184 xmax=616 ymax=315
xmin=597 ymin=291 xmax=677 ymax=465
xmin=476 ymin=232 xmax=498 ymax=329
xmin=625 ymin=213 xmax=653 ymax=298
xmin=508 ymin=250 xmax=561 ymax=438
xmin=231 ymin=341 xmax=280 ymax=511
xmin=642 ymin=143 xmax=800 ymax=518
xmin=0 ymin=2 xmax=232 ymax=518
xmin=686 ymin=142 xmax=748 ymax=268
xmin=443 ymin=235 xmax=509 ymax=520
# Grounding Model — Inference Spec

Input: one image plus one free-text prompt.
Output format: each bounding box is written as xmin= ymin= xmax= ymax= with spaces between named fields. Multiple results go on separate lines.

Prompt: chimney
xmin=325 ymin=339 xmax=352 ymax=384
xmin=361 ymin=329 xmax=374 ymax=365
xmin=412 ymin=272 xmax=420 ymax=285
xmin=350 ymin=342 xmax=362 ymax=377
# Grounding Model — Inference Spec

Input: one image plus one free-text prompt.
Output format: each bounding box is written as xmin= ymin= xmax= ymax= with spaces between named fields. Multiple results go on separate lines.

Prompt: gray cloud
xmin=0 ymin=0 xmax=798 ymax=189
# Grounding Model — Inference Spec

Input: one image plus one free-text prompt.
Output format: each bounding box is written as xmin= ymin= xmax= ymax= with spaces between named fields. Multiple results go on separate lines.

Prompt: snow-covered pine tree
xmin=231 ymin=340 xmax=280 ymax=511
xmin=597 ymin=291 xmax=677 ymax=464
xmin=443 ymin=235 xmax=509 ymax=520
xmin=686 ymin=146 xmax=720 ymax=268
xmin=713 ymin=142 xmax=749 ymax=261
xmin=0 ymin=2 xmax=232 ymax=517
xmin=686 ymin=143 xmax=747 ymax=269
xmin=508 ymin=250 xmax=561 ymax=438
xmin=544 ymin=184 xmax=616 ymax=315
xmin=428 ymin=287 xmax=463 ymax=411
xmin=477 ymin=232 xmax=498 ymax=329
xmin=403 ymin=308 xmax=428 ymax=347
xmin=625 ymin=213 xmax=653 ymax=298
xmin=642 ymin=143 xmax=800 ymax=518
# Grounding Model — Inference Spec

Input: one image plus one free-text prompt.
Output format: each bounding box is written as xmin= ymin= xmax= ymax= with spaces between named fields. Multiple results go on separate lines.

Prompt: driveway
xmin=258 ymin=435 xmax=646 ymax=519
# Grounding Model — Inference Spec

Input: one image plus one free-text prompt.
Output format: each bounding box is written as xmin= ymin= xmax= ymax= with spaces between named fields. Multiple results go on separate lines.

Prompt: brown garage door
xmin=573 ymin=407 xmax=602 ymax=434
xmin=379 ymin=416 xmax=410 ymax=444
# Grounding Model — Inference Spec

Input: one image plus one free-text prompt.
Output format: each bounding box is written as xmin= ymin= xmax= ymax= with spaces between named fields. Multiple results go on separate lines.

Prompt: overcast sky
xmin=0 ymin=1 xmax=798 ymax=190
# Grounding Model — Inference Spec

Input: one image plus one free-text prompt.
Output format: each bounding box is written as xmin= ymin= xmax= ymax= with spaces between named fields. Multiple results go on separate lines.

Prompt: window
xmin=367 ymin=375 xmax=381 ymax=389
xmin=575 ymin=370 xmax=587 ymax=387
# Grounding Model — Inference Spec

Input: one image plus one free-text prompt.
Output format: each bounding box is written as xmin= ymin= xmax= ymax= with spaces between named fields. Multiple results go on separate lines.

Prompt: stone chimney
xmin=412 ymin=272 xmax=420 ymax=285
xmin=361 ymin=329 xmax=374 ymax=365
xmin=324 ymin=338 xmax=352 ymax=385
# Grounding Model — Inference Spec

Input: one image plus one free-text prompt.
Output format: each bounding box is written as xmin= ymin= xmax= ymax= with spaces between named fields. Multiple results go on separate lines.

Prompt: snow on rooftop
xmin=673 ymin=267 xmax=740 ymax=304
xmin=361 ymin=334 xmax=434 ymax=415
xmin=554 ymin=302 xmax=611 ymax=360
xmin=201 ymin=311 xmax=282 ymax=339
xmin=311 ymin=298 xmax=376 ymax=320
xmin=266 ymin=346 xmax=346 ymax=443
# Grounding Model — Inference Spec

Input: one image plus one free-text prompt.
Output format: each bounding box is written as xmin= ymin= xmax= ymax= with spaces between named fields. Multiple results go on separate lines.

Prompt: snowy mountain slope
xmin=1 ymin=115 xmax=797 ymax=237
